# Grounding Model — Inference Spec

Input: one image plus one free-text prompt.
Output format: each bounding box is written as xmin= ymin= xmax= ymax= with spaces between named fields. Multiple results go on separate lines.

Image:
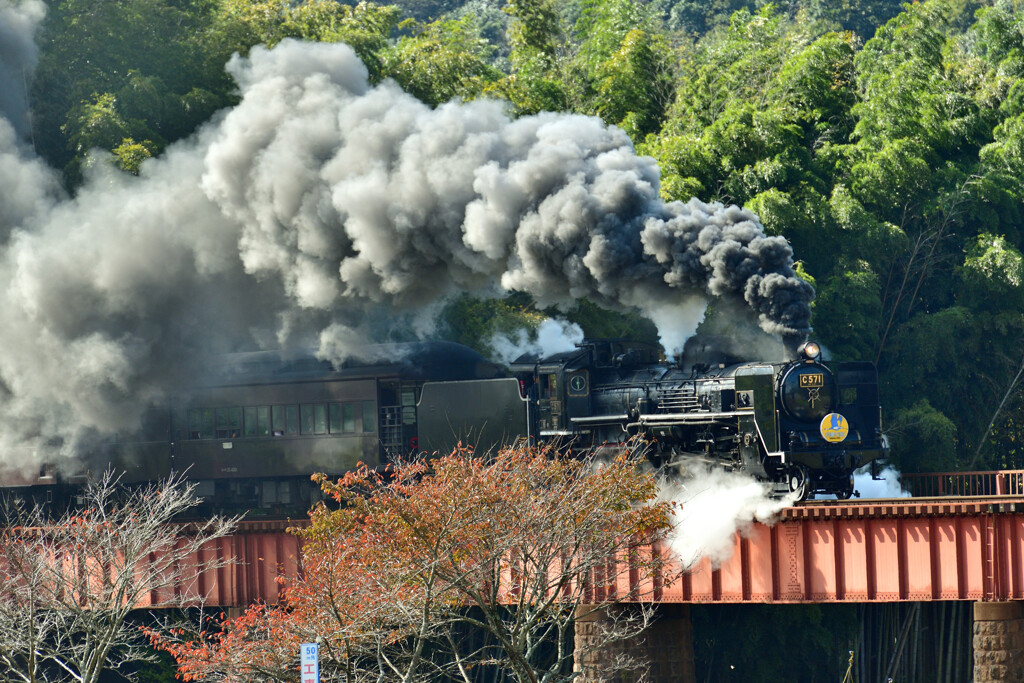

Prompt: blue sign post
xmin=300 ymin=643 xmax=319 ymax=683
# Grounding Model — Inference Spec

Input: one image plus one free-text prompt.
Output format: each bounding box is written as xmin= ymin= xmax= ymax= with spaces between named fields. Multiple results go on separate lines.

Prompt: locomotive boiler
xmin=510 ymin=339 xmax=888 ymax=500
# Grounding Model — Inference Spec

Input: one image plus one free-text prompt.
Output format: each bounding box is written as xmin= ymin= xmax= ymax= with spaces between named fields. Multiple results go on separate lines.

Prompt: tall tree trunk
xmin=969 ymin=349 xmax=1024 ymax=469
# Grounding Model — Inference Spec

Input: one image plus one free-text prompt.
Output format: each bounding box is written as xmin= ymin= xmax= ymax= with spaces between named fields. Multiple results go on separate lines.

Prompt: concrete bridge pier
xmin=974 ymin=601 xmax=1024 ymax=682
xmin=574 ymin=604 xmax=696 ymax=682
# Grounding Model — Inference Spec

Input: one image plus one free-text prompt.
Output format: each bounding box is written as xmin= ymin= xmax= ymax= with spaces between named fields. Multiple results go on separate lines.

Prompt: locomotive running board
xmin=570 ymin=414 xmax=629 ymax=424
xmin=635 ymin=411 xmax=746 ymax=424
xmin=569 ymin=411 xmax=747 ymax=427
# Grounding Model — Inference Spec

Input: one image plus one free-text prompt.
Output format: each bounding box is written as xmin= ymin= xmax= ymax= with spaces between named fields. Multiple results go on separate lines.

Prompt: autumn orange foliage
xmin=150 ymin=444 xmax=672 ymax=683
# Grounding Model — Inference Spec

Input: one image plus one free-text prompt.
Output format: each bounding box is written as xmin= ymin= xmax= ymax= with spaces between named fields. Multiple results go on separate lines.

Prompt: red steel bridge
xmin=164 ymin=470 xmax=1024 ymax=608
xmin=116 ymin=470 xmax=1024 ymax=682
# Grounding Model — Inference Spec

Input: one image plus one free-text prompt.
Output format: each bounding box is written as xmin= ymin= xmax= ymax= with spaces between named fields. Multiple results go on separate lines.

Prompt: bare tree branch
xmin=0 ymin=470 xmax=238 ymax=683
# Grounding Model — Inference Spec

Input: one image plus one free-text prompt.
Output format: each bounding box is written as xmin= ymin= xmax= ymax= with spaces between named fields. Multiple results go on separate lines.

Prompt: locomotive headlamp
xmin=799 ymin=341 xmax=822 ymax=361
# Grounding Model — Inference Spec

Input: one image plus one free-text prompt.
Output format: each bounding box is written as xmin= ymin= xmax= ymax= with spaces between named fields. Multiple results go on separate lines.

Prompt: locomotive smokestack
xmin=0 ymin=32 xmax=813 ymax=461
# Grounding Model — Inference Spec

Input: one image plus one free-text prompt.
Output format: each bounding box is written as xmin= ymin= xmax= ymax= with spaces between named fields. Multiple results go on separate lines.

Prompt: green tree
xmin=812 ymin=260 xmax=881 ymax=361
xmin=643 ymin=9 xmax=850 ymax=208
xmin=804 ymin=0 xmax=911 ymax=38
xmin=31 ymin=0 xmax=403 ymax=186
xmin=112 ymin=137 xmax=156 ymax=175
xmin=827 ymin=184 xmax=908 ymax=273
xmin=769 ymin=31 xmax=858 ymax=145
xmin=592 ymin=28 xmax=675 ymax=137
xmin=958 ymin=233 xmax=1024 ymax=310
xmin=31 ymin=0 xmax=232 ymax=184
xmin=438 ymin=293 xmax=660 ymax=364
xmin=886 ymin=399 xmax=958 ymax=473
xmin=554 ymin=299 xmax=660 ymax=345
xmin=979 ymin=388 xmax=1024 ymax=469
xmin=562 ymin=0 xmax=676 ymax=138
xmin=496 ymin=0 xmax=570 ymax=114
xmin=439 ymin=293 xmax=548 ymax=356
xmin=382 ymin=14 xmax=501 ymax=105
xmin=386 ymin=0 xmax=465 ymax=22
xmin=211 ymin=0 xmax=401 ymax=79
xmin=883 ymin=306 xmax=1024 ymax=465
xmin=62 ymin=93 xmax=134 ymax=162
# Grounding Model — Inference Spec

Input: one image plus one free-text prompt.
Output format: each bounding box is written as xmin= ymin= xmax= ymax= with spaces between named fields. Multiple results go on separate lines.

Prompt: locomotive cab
xmin=510 ymin=347 xmax=587 ymax=438
xmin=511 ymin=340 xmax=660 ymax=443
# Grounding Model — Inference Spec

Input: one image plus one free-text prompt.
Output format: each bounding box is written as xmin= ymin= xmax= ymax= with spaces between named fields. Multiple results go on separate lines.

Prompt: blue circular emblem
xmin=820 ymin=413 xmax=849 ymax=443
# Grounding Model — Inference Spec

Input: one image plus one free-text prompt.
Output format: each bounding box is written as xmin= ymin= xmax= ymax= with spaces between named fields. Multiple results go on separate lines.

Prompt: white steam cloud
xmin=661 ymin=467 xmax=795 ymax=567
xmin=0 ymin=20 xmax=813 ymax=467
xmin=854 ymin=465 xmax=910 ymax=499
xmin=489 ymin=318 xmax=585 ymax=364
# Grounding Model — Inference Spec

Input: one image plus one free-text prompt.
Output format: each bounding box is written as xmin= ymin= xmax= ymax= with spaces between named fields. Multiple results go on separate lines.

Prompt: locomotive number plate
xmin=800 ymin=373 xmax=824 ymax=388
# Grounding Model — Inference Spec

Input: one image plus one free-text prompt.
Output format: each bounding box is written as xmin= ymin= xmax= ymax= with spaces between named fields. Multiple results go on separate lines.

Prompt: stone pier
xmin=574 ymin=604 xmax=695 ymax=682
xmin=974 ymin=601 xmax=1024 ymax=682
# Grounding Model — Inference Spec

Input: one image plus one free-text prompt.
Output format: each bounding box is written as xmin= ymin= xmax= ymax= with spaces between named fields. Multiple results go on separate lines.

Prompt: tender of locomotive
xmin=511 ymin=339 xmax=888 ymax=500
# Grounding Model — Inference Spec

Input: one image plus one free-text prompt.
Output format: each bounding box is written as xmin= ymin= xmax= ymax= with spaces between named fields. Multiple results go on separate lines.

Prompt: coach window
xmin=301 ymin=405 xmax=314 ymax=434
xmin=329 ymin=403 xmax=342 ymax=433
xmin=300 ymin=404 xmax=327 ymax=435
xmin=272 ymin=405 xmax=286 ymax=436
xmin=401 ymin=390 xmax=416 ymax=425
xmin=272 ymin=405 xmax=299 ymax=436
xmin=342 ymin=403 xmax=356 ymax=433
xmin=362 ymin=400 xmax=376 ymax=432
xmin=244 ymin=406 xmax=271 ymax=437
xmin=216 ymin=407 xmax=242 ymax=439
xmin=188 ymin=408 xmax=214 ymax=439
xmin=244 ymin=407 xmax=256 ymax=437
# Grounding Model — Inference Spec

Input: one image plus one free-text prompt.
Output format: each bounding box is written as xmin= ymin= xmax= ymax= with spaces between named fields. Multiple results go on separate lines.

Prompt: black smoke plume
xmin=0 ymin=17 xmax=812 ymax=466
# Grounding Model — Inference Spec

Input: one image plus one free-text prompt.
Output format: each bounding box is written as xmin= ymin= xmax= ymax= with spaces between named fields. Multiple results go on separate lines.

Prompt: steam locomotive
xmin=1 ymin=338 xmax=887 ymax=511
xmin=511 ymin=339 xmax=888 ymax=500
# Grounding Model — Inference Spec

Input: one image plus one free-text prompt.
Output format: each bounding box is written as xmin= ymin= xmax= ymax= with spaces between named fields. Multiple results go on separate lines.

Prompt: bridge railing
xmin=898 ymin=470 xmax=1024 ymax=497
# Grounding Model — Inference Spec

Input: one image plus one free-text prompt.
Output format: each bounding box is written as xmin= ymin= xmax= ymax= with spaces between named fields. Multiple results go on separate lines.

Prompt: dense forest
xmin=22 ymin=0 xmax=1024 ymax=475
